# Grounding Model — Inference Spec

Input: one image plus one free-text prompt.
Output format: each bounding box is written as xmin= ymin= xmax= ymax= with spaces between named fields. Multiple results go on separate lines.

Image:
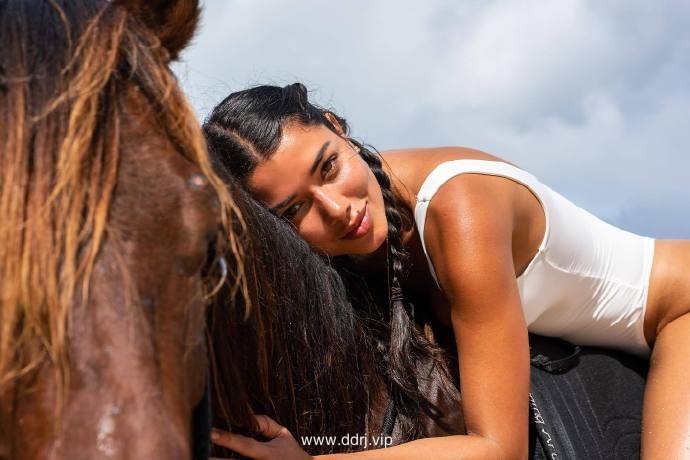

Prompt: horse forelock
xmin=0 ymin=0 xmax=247 ymax=423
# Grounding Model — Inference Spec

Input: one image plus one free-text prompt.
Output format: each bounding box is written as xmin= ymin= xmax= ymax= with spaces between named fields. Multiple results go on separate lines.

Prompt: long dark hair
xmin=203 ymin=83 xmax=458 ymax=440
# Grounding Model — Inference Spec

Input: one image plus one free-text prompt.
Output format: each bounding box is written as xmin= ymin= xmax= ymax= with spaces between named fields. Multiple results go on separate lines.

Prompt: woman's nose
xmin=311 ymin=187 xmax=350 ymax=222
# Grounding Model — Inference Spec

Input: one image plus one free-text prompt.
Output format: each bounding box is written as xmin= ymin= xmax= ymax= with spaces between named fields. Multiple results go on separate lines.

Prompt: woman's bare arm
xmin=423 ymin=173 xmax=531 ymax=458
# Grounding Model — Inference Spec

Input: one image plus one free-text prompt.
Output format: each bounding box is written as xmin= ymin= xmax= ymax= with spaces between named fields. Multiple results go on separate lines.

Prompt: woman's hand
xmin=211 ymin=415 xmax=314 ymax=460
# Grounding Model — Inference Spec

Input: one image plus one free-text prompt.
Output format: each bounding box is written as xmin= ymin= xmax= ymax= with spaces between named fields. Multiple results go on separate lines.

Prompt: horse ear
xmin=116 ymin=0 xmax=200 ymax=61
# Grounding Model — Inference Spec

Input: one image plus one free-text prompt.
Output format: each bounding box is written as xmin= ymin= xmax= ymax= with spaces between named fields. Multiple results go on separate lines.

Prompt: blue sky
xmin=173 ymin=0 xmax=690 ymax=238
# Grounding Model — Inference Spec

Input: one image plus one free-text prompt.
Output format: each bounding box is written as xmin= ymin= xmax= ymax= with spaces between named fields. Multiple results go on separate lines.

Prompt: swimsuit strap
xmin=414 ymin=159 xmax=543 ymax=284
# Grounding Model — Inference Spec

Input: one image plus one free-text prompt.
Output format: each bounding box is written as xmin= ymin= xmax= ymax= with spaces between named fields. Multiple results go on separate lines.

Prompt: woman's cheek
xmin=343 ymin=159 xmax=368 ymax=195
xmin=296 ymin=218 xmax=330 ymax=250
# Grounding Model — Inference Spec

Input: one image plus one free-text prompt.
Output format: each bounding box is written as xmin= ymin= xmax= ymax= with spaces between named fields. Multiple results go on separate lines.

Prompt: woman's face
xmin=249 ymin=122 xmax=388 ymax=256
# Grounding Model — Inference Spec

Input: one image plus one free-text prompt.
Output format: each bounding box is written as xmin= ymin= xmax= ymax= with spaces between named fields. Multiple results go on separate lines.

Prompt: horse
xmin=209 ymin=185 xmax=648 ymax=459
xmin=0 ymin=1 xmax=246 ymax=458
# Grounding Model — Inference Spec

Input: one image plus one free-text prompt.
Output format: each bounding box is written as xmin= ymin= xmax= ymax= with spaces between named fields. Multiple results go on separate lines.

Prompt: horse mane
xmin=0 ymin=0 xmax=246 ymax=412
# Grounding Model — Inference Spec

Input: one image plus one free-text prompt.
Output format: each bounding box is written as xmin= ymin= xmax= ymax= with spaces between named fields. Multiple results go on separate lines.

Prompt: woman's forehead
xmin=248 ymin=123 xmax=339 ymax=205
xmin=278 ymin=122 xmax=338 ymax=156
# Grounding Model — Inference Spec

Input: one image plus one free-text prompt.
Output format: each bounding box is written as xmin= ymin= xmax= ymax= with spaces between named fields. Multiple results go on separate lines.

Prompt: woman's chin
xmin=353 ymin=232 xmax=388 ymax=256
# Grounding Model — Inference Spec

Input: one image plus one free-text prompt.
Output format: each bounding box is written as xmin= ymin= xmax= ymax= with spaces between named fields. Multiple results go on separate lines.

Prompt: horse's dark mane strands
xmin=0 ymin=0 xmax=247 ymax=426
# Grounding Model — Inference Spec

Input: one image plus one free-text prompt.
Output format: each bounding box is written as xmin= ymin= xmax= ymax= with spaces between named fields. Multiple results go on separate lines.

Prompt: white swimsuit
xmin=414 ymin=160 xmax=654 ymax=357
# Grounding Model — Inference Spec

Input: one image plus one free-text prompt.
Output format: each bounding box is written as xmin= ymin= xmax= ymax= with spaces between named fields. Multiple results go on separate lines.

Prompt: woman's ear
xmin=115 ymin=0 xmax=200 ymax=61
xmin=323 ymin=111 xmax=346 ymax=136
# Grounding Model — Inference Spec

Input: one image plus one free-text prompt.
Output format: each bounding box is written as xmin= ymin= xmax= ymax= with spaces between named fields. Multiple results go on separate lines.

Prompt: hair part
xmin=203 ymin=83 xmax=344 ymax=185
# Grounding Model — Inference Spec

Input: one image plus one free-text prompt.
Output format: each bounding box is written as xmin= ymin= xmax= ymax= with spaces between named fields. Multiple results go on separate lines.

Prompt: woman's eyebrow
xmin=309 ymin=141 xmax=331 ymax=175
xmin=270 ymin=194 xmax=296 ymax=214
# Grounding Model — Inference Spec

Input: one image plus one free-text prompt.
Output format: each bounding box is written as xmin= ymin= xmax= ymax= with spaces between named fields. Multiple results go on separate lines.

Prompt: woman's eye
xmin=322 ymin=154 xmax=338 ymax=178
xmin=282 ymin=202 xmax=302 ymax=221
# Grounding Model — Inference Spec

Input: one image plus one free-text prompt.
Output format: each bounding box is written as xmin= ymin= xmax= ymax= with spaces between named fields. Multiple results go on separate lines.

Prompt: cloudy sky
xmin=173 ymin=0 xmax=690 ymax=238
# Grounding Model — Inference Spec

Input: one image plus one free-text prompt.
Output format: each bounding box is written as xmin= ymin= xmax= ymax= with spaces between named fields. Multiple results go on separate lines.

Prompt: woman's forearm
xmin=315 ymin=434 xmax=522 ymax=460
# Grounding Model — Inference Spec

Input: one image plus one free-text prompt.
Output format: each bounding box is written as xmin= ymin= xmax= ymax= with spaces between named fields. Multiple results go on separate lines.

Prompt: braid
xmin=353 ymin=141 xmax=450 ymax=439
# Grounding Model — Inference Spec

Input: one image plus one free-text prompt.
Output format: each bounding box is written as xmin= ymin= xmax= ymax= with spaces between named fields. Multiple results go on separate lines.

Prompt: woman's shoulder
xmin=381 ymin=146 xmax=504 ymax=166
xmin=380 ymin=146 xmax=509 ymax=204
xmin=382 ymin=147 xmax=526 ymax=249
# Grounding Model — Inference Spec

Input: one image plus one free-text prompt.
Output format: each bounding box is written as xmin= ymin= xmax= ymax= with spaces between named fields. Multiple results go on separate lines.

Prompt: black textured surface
xmin=528 ymin=336 xmax=647 ymax=460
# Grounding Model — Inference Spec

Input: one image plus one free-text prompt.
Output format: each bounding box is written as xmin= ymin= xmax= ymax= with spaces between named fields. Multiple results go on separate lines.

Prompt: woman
xmin=203 ymin=83 xmax=690 ymax=459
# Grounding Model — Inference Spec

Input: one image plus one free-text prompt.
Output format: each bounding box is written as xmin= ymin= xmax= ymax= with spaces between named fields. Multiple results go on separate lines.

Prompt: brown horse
xmin=0 ymin=1 xmax=246 ymax=458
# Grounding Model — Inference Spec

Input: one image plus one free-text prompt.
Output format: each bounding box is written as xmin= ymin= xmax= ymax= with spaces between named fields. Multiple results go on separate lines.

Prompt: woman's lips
xmin=342 ymin=204 xmax=371 ymax=240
